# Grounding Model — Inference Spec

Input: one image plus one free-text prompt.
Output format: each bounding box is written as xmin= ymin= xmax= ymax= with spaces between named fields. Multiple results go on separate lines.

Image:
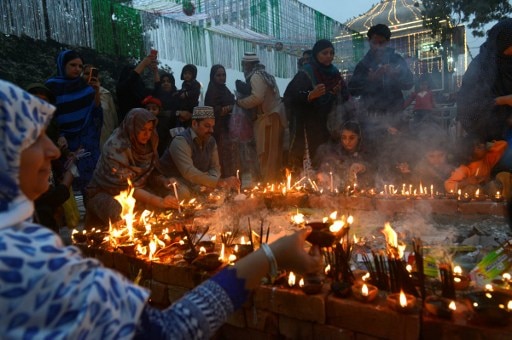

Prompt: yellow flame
xmin=329 ymin=211 xmax=338 ymax=220
xmin=347 ymin=215 xmax=354 ymax=225
xmin=399 ymin=290 xmax=407 ymax=307
xmin=219 ymin=243 xmax=225 ymax=262
xmin=199 ymin=247 xmax=206 ymax=254
xmin=288 ymin=271 xmax=296 ymax=286
xmin=503 ymin=273 xmax=511 ymax=281
xmin=291 ymin=213 xmax=305 ymax=224
xmin=324 ymin=264 xmax=331 ymax=275
xmin=149 ymin=241 xmax=156 ymax=261
xmin=114 ymin=178 xmax=136 ymax=241
xmin=508 ymin=300 xmax=512 ymax=311
xmin=299 ymin=278 xmax=304 ymax=287
xmin=362 ymin=272 xmax=370 ymax=281
xmin=329 ymin=220 xmax=344 ymax=233
xmin=361 ymin=284 xmax=369 ymax=296
xmin=382 ymin=222 xmax=398 ymax=249
xmin=449 ymin=301 xmax=456 ymax=311
xmin=453 ymin=265 xmax=462 ymax=275
xmin=485 ymin=284 xmax=493 ymax=291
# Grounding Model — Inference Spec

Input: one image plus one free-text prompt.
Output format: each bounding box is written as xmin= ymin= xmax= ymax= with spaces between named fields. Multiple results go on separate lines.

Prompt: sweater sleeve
xmin=134 ymin=267 xmax=249 ymax=339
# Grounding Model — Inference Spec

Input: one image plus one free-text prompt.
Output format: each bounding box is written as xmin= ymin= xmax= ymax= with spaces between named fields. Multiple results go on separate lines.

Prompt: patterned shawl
xmin=91 ymin=108 xmax=159 ymax=193
xmin=0 ymin=80 xmax=148 ymax=339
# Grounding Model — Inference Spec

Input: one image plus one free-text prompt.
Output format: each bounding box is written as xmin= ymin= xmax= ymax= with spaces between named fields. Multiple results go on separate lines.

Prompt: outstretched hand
xmin=270 ymin=228 xmax=323 ymax=275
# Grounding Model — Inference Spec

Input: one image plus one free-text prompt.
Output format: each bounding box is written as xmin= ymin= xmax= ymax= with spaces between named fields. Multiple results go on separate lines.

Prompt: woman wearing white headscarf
xmin=0 ymin=79 xmax=322 ymax=339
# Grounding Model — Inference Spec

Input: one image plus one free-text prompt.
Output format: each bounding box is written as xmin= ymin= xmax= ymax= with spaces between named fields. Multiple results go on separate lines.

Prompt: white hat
xmin=242 ymin=52 xmax=260 ymax=63
xmin=192 ymin=106 xmax=215 ymax=120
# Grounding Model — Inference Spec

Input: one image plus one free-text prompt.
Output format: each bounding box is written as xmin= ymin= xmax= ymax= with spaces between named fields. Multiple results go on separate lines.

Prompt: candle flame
xmin=347 ymin=215 xmax=354 ymax=225
xmin=508 ymin=300 xmax=512 ymax=311
xmin=399 ymin=290 xmax=407 ymax=307
xmin=362 ymin=272 xmax=370 ymax=281
xmin=362 ymin=283 xmax=369 ymax=297
xmin=288 ymin=271 xmax=296 ymax=286
xmin=299 ymin=278 xmax=304 ymax=287
xmin=485 ymin=284 xmax=493 ymax=291
xmin=382 ymin=222 xmax=398 ymax=249
xmin=449 ymin=301 xmax=456 ymax=311
xmin=503 ymin=273 xmax=511 ymax=281
xmin=199 ymin=246 xmax=206 ymax=254
xmin=324 ymin=264 xmax=331 ymax=275
xmin=219 ymin=243 xmax=225 ymax=262
xmin=453 ymin=265 xmax=462 ymax=275
xmin=329 ymin=220 xmax=344 ymax=233
xmin=114 ymin=178 xmax=136 ymax=241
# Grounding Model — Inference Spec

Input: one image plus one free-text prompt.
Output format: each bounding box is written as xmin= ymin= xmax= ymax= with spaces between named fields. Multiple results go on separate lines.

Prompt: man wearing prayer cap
xmin=159 ymin=106 xmax=240 ymax=198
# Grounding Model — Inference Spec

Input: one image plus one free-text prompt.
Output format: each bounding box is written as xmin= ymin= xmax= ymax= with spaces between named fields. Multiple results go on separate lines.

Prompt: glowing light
xmin=362 ymin=283 xmax=369 ymax=297
xmin=399 ymin=290 xmax=407 ymax=307
xmin=288 ymin=272 xmax=296 ymax=287
xmin=449 ymin=301 xmax=456 ymax=311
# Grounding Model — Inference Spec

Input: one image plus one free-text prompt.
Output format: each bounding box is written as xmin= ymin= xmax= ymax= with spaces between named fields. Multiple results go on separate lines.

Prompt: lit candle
xmin=172 ymin=182 xmax=181 ymax=213
xmin=236 ymin=169 xmax=241 ymax=195
xmin=430 ymin=184 xmax=434 ymax=198
xmin=330 ymin=171 xmax=334 ymax=193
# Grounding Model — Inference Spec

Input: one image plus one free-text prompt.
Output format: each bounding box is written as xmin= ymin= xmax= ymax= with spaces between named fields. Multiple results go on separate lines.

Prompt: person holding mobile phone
xmin=45 ymin=50 xmax=103 ymax=204
xmin=116 ymin=50 xmax=160 ymax=122
xmin=83 ymin=64 xmax=118 ymax=149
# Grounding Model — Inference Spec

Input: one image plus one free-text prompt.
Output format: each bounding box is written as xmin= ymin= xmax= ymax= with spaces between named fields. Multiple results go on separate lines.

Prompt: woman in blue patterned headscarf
xmin=45 ymin=50 xmax=103 ymax=200
xmin=0 ymin=80 xmax=323 ymax=339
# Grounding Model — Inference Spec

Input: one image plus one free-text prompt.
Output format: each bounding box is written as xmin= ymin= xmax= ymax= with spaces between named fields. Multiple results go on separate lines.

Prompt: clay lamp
xmin=492 ymin=273 xmax=512 ymax=290
xmin=386 ymin=290 xmax=417 ymax=314
xmin=492 ymin=191 xmax=505 ymax=203
xmin=233 ymin=243 xmax=252 ymax=259
xmin=453 ymin=265 xmax=471 ymax=290
xmin=300 ymin=273 xmax=324 ymax=295
xmin=305 ymin=222 xmax=335 ymax=247
xmin=457 ymin=190 xmax=472 ymax=203
xmin=351 ymin=282 xmax=378 ymax=303
xmin=191 ymin=252 xmax=223 ymax=271
xmin=72 ymin=229 xmax=88 ymax=244
xmin=424 ymin=296 xmax=457 ymax=319
xmin=465 ymin=289 xmax=512 ymax=327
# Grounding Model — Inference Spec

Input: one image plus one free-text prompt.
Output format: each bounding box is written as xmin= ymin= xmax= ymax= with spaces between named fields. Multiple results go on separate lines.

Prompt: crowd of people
xmin=1 ymin=19 xmax=512 ymax=338
xmin=11 ymin=22 xmax=512 ymax=232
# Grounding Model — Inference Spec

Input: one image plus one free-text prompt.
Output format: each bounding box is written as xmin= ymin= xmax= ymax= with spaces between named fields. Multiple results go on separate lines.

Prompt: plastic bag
xmin=62 ymin=187 xmax=80 ymax=228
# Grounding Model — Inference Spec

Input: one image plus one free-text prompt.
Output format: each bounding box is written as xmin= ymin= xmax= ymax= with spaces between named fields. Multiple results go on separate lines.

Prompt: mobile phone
xmin=88 ymin=67 xmax=99 ymax=82
xmin=150 ymin=49 xmax=158 ymax=58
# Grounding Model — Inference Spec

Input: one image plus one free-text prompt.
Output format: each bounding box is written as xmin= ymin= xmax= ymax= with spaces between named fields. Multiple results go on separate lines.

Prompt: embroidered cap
xmin=242 ymin=52 xmax=260 ymax=63
xmin=192 ymin=106 xmax=215 ymax=120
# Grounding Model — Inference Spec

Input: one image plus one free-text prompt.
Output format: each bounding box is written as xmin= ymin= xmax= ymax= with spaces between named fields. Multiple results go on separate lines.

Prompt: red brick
xmin=152 ymin=262 xmax=202 ymax=288
xmin=414 ymin=199 xmax=458 ymax=216
xmin=337 ymin=196 xmax=375 ymax=211
xmin=374 ymin=199 xmax=415 ymax=218
xmin=253 ymin=285 xmax=326 ymax=323
xmin=458 ymin=201 xmax=506 ymax=216
xmin=147 ymin=280 xmax=170 ymax=307
xmin=423 ymin=315 xmax=512 ymax=340
xmin=245 ymin=307 xmax=279 ymax=334
xmin=313 ymin=323 xmax=355 ymax=340
xmin=112 ymin=252 xmax=151 ymax=281
xmin=326 ymin=296 xmax=420 ymax=340
xmin=225 ymin=308 xmax=247 ymax=328
xmin=167 ymin=285 xmax=189 ymax=304
xmin=278 ymin=315 xmax=314 ymax=339
xmin=215 ymin=324 xmax=279 ymax=340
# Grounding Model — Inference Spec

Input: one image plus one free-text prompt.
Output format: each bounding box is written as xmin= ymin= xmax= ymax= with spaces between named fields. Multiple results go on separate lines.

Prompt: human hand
xmin=308 ymin=84 xmax=326 ymax=101
xmin=57 ymin=136 xmax=68 ymax=151
xmin=270 ymin=228 xmax=323 ymax=275
xmin=350 ymin=163 xmax=366 ymax=175
xmin=221 ymin=105 xmax=233 ymax=116
xmin=157 ymin=195 xmax=180 ymax=209
xmin=396 ymin=162 xmax=410 ymax=174
xmin=218 ymin=176 xmax=241 ymax=190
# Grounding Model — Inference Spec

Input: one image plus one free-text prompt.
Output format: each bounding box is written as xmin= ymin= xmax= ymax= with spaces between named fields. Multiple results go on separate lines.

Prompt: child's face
xmin=145 ymin=103 xmax=160 ymax=116
xmin=341 ymin=129 xmax=360 ymax=153
xmin=425 ymin=150 xmax=446 ymax=167
xmin=183 ymin=71 xmax=193 ymax=81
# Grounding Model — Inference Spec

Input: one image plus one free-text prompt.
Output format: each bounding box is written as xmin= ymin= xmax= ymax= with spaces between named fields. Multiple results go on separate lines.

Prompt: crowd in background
xmin=16 ymin=20 xmax=512 ymax=233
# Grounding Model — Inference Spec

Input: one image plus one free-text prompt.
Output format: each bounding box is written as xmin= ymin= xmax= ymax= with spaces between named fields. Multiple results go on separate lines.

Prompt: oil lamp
xmin=351 ymin=282 xmax=378 ymax=303
xmin=386 ymin=290 xmax=417 ymax=313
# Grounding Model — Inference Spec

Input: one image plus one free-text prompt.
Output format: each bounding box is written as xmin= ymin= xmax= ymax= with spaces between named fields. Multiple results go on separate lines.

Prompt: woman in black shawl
xmin=284 ymin=39 xmax=351 ymax=170
xmin=204 ymin=64 xmax=236 ymax=177
xmin=457 ymin=18 xmax=512 ymax=141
